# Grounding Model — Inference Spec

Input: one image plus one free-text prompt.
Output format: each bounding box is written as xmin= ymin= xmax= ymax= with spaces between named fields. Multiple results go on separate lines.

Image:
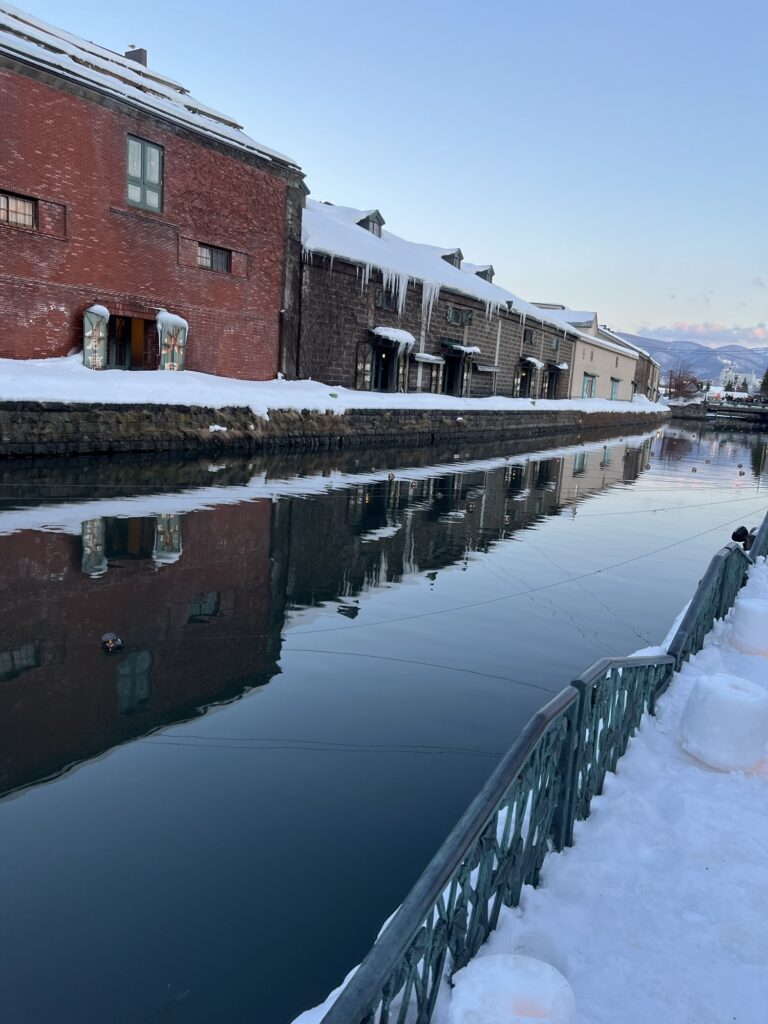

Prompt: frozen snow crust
xmin=0 ymin=355 xmax=667 ymax=417
xmin=295 ymin=561 xmax=768 ymax=1024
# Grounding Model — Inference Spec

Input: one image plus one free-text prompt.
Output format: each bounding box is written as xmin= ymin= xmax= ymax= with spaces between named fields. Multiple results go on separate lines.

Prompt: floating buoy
xmin=101 ymin=632 xmax=123 ymax=655
xmin=705 ymin=459 xmax=711 ymax=464
xmin=739 ymin=470 xmax=746 ymax=476
xmin=691 ymin=467 xmax=697 ymax=472
xmin=738 ymin=463 xmax=743 ymax=468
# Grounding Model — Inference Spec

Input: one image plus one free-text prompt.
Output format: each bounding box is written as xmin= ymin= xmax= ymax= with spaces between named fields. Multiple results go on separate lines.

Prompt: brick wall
xmin=0 ymin=61 xmax=304 ymax=380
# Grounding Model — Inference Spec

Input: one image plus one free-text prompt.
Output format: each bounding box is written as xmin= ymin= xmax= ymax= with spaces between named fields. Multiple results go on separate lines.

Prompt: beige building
xmin=533 ymin=305 xmax=643 ymax=401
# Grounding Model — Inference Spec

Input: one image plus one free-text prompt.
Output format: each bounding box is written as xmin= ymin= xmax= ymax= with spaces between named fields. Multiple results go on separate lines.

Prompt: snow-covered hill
xmin=618 ymin=333 xmax=768 ymax=383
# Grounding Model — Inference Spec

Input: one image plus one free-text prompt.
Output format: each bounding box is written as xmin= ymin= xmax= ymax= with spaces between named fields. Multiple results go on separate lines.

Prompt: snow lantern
xmin=448 ymin=954 xmax=576 ymax=1024
xmin=728 ymin=597 xmax=768 ymax=656
xmin=82 ymin=304 xmax=109 ymax=369
xmin=679 ymin=673 xmax=768 ymax=772
xmin=156 ymin=309 xmax=188 ymax=371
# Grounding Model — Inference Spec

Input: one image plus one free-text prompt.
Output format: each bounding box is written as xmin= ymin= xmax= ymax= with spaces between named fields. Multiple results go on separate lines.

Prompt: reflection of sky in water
xmin=0 ymin=425 xmax=766 ymax=1024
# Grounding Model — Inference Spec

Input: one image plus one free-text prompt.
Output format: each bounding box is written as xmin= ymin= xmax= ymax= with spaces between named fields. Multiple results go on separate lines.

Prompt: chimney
xmin=124 ymin=47 xmax=148 ymax=67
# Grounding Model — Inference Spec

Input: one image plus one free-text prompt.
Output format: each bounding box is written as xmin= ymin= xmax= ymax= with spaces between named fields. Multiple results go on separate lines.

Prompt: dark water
xmin=1 ymin=424 xmax=766 ymax=1024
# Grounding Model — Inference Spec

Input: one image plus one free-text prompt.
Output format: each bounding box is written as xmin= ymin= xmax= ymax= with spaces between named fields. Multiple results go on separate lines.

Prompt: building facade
xmin=300 ymin=202 xmax=576 ymax=399
xmin=0 ymin=5 xmax=305 ymax=379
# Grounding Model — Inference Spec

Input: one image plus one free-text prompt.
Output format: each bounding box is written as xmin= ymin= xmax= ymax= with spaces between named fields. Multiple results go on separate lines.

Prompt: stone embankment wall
xmin=0 ymin=402 xmax=669 ymax=458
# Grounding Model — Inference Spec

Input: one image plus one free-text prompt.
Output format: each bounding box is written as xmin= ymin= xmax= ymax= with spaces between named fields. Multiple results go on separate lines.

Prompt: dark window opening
xmin=375 ymin=287 xmax=398 ymax=310
xmin=188 ymin=591 xmax=221 ymax=623
xmin=442 ymin=354 xmax=464 ymax=396
xmin=105 ymin=517 xmax=157 ymax=560
xmin=0 ymin=642 xmax=40 ymax=681
xmin=446 ymin=305 xmax=473 ymax=326
xmin=371 ymin=347 xmax=396 ymax=392
xmin=198 ymin=243 xmax=231 ymax=273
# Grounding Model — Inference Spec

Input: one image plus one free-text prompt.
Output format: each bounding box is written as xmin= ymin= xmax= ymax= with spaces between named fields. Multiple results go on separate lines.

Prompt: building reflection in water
xmin=0 ymin=435 xmax=652 ymax=799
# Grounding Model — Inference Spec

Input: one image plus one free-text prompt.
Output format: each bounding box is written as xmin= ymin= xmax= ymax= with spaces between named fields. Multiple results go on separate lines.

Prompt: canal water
xmin=1 ymin=424 xmax=766 ymax=1024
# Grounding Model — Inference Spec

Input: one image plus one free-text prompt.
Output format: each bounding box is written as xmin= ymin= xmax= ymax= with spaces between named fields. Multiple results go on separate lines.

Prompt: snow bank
xmin=0 ymin=355 xmax=669 ymax=418
xmin=449 ymin=955 xmax=576 ymax=1024
xmin=679 ymin=672 xmax=768 ymax=771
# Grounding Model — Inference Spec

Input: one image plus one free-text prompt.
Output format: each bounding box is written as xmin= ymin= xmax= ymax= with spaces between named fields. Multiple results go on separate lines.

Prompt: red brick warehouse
xmin=0 ymin=4 xmax=307 ymax=380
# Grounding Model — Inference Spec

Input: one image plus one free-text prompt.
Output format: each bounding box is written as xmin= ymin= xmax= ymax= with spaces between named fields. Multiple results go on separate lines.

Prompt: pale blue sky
xmin=16 ymin=0 xmax=768 ymax=345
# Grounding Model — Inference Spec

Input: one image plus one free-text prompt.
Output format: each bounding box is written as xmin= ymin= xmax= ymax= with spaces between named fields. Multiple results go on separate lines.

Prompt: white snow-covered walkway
xmin=298 ymin=561 xmax=768 ymax=1024
xmin=0 ymin=355 xmax=666 ymax=418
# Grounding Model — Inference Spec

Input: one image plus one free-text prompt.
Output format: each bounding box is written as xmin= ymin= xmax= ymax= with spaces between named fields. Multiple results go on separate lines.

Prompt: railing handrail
xmin=318 ymin=510 xmax=767 ymax=1024
xmin=319 ymin=687 xmax=578 ymax=1023
xmin=667 ymin=541 xmax=750 ymax=671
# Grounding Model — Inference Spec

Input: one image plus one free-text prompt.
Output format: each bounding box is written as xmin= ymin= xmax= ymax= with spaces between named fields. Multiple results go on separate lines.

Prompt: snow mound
xmin=679 ymin=672 xmax=768 ymax=771
xmin=729 ymin=597 xmax=768 ymax=656
xmin=449 ymin=954 xmax=576 ymax=1024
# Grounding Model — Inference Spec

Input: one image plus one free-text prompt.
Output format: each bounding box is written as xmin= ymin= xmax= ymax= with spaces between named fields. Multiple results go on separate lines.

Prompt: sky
xmin=10 ymin=0 xmax=768 ymax=347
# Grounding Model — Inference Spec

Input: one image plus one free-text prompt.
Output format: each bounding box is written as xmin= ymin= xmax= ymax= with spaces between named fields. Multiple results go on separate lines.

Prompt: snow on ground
xmin=0 ymin=355 xmax=667 ymax=417
xmin=295 ymin=561 xmax=768 ymax=1024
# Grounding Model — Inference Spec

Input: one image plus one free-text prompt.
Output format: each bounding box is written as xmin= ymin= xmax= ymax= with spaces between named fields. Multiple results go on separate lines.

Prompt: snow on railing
xmin=318 ymin=507 xmax=768 ymax=1024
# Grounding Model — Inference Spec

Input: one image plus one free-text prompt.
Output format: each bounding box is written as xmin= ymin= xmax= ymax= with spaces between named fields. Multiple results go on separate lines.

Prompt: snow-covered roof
xmin=412 ymin=352 xmax=444 ymax=365
xmin=302 ymin=200 xmax=596 ymax=340
xmin=533 ymin=305 xmax=598 ymax=330
xmin=442 ymin=342 xmax=481 ymax=355
xmin=0 ymin=3 xmax=300 ymax=170
xmin=557 ymin=362 xmax=569 ymax=371
xmin=600 ymin=325 xmax=661 ymax=368
xmin=525 ymin=356 xmax=545 ymax=369
xmin=462 ymin=263 xmax=494 ymax=277
xmin=370 ymin=326 xmax=414 ymax=348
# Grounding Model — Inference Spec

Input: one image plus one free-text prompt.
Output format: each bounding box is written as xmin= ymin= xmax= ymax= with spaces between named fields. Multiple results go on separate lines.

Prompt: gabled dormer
xmin=441 ymin=248 xmax=463 ymax=269
xmin=357 ymin=210 xmax=385 ymax=238
xmin=471 ymin=264 xmax=495 ymax=282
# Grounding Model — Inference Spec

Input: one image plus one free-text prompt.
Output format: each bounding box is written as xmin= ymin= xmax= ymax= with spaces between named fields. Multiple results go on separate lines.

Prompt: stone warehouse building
xmin=0 ymin=4 xmax=306 ymax=379
xmin=300 ymin=200 xmax=581 ymax=399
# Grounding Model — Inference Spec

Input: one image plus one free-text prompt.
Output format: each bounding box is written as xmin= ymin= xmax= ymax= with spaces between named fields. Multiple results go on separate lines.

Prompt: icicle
xmin=421 ymin=281 xmax=440 ymax=327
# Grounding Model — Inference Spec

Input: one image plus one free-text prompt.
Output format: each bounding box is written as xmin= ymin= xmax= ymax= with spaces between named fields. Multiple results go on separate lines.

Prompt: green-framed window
xmin=582 ymin=372 xmax=597 ymax=398
xmin=127 ymin=136 xmax=163 ymax=211
xmin=610 ymin=377 xmax=620 ymax=400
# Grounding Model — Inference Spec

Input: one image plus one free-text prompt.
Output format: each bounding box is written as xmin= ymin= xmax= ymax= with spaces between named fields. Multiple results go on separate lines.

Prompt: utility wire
xmin=287 ymin=504 xmax=768 ymax=637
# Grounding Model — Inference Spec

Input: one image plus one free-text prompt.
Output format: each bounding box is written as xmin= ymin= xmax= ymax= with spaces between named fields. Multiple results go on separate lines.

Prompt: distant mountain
xmin=617 ymin=332 xmax=768 ymax=384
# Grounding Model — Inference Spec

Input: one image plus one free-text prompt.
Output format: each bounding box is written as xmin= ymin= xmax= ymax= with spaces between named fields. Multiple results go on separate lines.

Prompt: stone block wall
xmin=0 ymin=401 xmax=668 ymax=459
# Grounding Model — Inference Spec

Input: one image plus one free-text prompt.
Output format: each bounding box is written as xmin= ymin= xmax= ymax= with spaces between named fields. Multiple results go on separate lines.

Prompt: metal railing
xmin=319 ymin=509 xmax=767 ymax=1024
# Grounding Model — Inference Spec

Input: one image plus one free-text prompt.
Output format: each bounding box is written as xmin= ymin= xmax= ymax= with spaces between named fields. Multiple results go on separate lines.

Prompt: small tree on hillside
xmin=667 ymin=362 xmax=698 ymax=398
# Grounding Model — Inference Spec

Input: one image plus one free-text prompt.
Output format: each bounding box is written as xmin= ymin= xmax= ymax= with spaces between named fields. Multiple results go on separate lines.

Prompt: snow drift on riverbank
xmin=0 ymin=355 xmax=668 ymax=418
xmin=295 ymin=561 xmax=768 ymax=1024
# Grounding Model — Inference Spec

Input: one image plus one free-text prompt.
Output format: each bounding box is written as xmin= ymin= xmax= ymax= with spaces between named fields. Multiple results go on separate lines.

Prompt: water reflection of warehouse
xmin=0 ymin=435 xmax=652 ymax=798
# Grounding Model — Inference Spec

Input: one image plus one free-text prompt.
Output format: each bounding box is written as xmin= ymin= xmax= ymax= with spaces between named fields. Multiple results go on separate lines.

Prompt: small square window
xmin=0 ymin=191 xmax=36 ymax=228
xmin=523 ymin=327 xmax=535 ymax=345
xmin=127 ymin=136 xmax=164 ymax=211
xmin=197 ymin=243 xmax=231 ymax=273
xmin=375 ymin=288 xmax=398 ymax=310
